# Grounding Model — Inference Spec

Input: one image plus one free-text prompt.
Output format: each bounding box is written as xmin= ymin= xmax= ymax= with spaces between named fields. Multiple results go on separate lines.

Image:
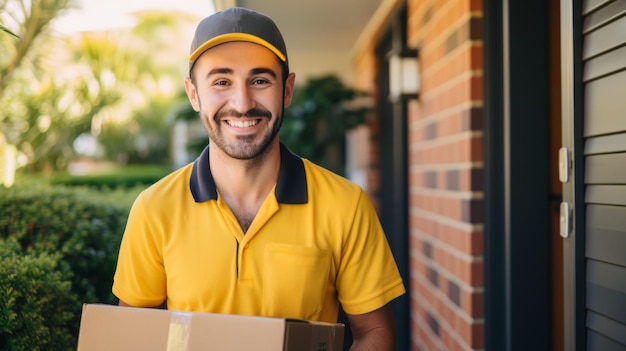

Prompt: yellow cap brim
xmin=189 ymin=33 xmax=287 ymax=63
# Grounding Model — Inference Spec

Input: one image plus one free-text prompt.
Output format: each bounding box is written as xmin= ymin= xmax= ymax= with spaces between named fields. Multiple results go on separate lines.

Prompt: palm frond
xmin=1 ymin=24 xmax=19 ymax=38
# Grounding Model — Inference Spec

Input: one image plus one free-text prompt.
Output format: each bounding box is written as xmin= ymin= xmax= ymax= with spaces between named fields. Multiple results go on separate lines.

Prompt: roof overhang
xmin=212 ymin=0 xmax=390 ymax=84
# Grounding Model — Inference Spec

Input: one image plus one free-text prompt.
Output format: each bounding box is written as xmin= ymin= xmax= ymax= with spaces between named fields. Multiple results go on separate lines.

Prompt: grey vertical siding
xmin=582 ymin=1 xmax=626 ymax=349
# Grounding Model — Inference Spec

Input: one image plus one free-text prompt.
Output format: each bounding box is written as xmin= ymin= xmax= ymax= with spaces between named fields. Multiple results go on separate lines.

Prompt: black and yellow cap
xmin=189 ymin=7 xmax=288 ymax=74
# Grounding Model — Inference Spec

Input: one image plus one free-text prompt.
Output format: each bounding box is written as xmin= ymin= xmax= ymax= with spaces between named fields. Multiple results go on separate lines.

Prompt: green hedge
xmin=50 ymin=165 xmax=171 ymax=189
xmin=0 ymin=238 xmax=77 ymax=351
xmin=0 ymin=180 xmax=143 ymax=348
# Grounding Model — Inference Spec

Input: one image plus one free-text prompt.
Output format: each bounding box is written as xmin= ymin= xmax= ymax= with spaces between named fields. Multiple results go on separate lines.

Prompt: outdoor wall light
xmin=388 ymin=49 xmax=420 ymax=101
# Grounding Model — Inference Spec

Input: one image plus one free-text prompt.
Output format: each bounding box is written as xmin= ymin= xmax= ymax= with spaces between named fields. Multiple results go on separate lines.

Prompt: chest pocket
xmin=262 ymin=244 xmax=331 ymax=320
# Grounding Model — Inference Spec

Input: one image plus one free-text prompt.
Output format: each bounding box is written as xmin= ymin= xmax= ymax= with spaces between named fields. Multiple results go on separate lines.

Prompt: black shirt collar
xmin=189 ymin=142 xmax=308 ymax=204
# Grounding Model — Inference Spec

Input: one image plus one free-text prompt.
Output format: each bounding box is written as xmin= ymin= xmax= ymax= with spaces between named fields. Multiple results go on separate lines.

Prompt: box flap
xmin=76 ymin=304 xmax=171 ymax=351
xmin=187 ymin=312 xmax=287 ymax=350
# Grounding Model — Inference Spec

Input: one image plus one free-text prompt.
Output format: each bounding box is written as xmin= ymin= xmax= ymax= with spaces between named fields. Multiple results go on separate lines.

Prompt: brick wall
xmin=353 ymin=0 xmax=485 ymax=350
xmin=408 ymin=0 xmax=484 ymax=349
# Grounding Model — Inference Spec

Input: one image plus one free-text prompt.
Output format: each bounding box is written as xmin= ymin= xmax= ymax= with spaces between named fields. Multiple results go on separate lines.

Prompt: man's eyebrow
xmin=250 ymin=68 xmax=277 ymax=79
xmin=206 ymin=68 xmax=233 ymax=78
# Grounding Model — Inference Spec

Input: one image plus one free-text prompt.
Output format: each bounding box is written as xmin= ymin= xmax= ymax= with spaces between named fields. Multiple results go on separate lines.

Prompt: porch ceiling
xmin=215 ymin=0 xmax=381 ymax=82
xmin=235 ymin=0 xmax=379 ymax=52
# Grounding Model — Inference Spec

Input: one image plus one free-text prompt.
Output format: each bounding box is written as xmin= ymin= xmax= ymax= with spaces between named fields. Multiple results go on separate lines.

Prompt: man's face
xmin=184 ymin=41 xmax=295 ymax=161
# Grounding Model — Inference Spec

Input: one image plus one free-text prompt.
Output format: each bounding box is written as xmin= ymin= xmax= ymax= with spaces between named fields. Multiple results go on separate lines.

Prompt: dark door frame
xmin=560 ymin=0 xmax=586 ymax=349
xmin=483 ymin=0 xmax=553 ymax=349
xmin=375 ymin=5 xmax=411 ymax=351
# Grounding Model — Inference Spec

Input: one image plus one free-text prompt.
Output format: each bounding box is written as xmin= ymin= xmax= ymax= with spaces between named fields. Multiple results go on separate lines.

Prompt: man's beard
xmin=204 ymin=106 xmax=283 ymax=161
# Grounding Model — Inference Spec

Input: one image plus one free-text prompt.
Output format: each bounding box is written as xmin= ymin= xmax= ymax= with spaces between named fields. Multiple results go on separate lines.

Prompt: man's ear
xmin=184 ymin=77 xmax=200 ymax=112
xmin=283 ymin=72 xmax=296 ymax=108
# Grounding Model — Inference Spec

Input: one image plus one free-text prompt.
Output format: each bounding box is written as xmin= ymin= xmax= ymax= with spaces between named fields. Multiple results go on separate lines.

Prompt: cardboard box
xmin=77 ymin=304 xmax=344 ymax=351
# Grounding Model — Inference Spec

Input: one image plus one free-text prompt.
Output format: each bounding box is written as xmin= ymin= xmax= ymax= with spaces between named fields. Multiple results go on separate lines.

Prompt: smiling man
xmin=112 ymin=7 xmax=405 ymax=351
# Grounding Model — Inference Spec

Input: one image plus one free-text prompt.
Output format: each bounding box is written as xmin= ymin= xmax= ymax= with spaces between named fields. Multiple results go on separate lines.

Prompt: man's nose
xmin=230 ymin=85 xmax=255 ymax=113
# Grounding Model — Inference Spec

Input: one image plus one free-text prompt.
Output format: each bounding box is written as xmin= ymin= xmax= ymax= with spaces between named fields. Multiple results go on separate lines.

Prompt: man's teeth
xmin=227 ymin=120 xmax=259 ymax=128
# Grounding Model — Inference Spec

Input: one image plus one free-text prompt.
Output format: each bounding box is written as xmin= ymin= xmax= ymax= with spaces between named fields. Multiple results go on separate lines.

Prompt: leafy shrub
xmin=0 ymin=237 xmax=77 ymax=351
xmin=0 ymin=181 xmax=138 ymax=304
xmin=0 ymin=180 xmax=141 ymax=341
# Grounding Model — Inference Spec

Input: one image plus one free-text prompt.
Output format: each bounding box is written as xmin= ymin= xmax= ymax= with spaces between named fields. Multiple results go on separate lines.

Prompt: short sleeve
xmin=112 ymin=194 xmax=167 ymax=307
xmin=336 ymin=189 xmax=406 ymax=315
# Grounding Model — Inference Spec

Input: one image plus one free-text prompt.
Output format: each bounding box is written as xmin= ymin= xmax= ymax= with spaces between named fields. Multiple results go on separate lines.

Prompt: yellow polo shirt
xmin=113 ymin=143 xmax=405 ymax=322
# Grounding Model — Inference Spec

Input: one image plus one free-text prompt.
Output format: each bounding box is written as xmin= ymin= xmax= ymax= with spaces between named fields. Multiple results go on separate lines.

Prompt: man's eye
xmin=214 ymin=80 xmax=229 ymax=86
xmin=252 ymin=79 xmax=269 ymax=85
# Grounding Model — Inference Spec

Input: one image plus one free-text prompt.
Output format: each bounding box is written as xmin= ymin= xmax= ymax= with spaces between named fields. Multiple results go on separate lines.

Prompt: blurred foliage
xmin=0 ymin=237 xmax=77 ymax=351
xmin=0 ymin=179 xmax=141 ymax=343
xmin=51 ymin=164 xmax=172 ymax=189
xmin=170 ymin=91 xmax=207 ymax=156
xmin=1 ymin=1 xmax=197 ymax=173
xmin=0 ymin=181 xmax=133 ymax=302
xmin=280 ymin=75 xmax=371 ymax=174
xmin=0 ymin=24 xmax=19 ymax=38
xmin=0 ymin=0 xmax=73 ymax=96
xmin=1 ymin=0 xmax=74 ymax=174
xmin=97 ymin=91 xmax=180 ymax=166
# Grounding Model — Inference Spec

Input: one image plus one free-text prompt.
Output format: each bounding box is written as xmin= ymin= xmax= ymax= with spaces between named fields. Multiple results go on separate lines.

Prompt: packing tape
xmin=166 ymin=311 xmax=192 ymax=351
